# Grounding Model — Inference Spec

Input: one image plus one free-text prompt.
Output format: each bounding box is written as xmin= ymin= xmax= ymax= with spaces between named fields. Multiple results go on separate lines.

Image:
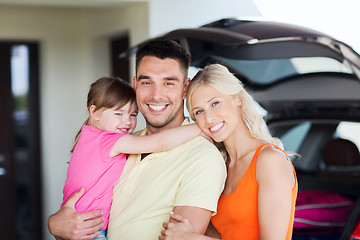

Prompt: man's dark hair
xmin=135 ymin=39 xmax=191 ymax=78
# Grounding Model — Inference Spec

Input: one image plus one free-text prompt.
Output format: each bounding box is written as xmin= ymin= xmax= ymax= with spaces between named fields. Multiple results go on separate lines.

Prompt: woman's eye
xmin=194 ymin=110 xmax=203 ymax=115
xmin=211 ymin=101 xmax=219 ymax=107
xmin=115 ymin=113 xmax=122 ymax=116
xmin=130 ymin=113 xmax=137 ymax=118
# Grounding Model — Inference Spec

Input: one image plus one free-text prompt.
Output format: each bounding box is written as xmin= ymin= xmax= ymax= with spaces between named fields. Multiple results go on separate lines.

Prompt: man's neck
xmin=146 ymin=116 xmax=185 ymax=135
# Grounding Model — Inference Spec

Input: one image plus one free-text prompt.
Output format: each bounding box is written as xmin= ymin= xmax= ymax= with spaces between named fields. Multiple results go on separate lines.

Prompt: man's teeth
xmin=210 ymin=122 xmax=224 ymax=132
xmin=149 ymin=104 xmax=166 ymax=111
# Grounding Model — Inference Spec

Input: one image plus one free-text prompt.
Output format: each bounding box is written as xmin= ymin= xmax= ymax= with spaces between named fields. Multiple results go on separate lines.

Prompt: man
xmin=48 ymin=39 xmax=226 ymax=240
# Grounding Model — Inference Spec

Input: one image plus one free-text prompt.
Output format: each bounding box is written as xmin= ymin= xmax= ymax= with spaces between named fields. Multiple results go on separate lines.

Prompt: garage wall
xmin=148 ymin=0 xmax=261 ymax=37
xmin=0 ymin=5 xmax=149 ymax=239
xmin=0 ymin=8 xmax=91 ymax=239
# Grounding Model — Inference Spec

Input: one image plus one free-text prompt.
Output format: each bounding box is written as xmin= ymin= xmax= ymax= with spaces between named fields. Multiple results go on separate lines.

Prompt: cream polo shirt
xmin=107 ymin=118 xmax=227 ymax=240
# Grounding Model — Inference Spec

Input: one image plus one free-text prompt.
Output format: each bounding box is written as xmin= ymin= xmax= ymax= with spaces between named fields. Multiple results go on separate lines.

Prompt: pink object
xmin=294 ymin=190 xmax=355 ymax=229
xmin=62 ymin=125 xmax=127 ymax=230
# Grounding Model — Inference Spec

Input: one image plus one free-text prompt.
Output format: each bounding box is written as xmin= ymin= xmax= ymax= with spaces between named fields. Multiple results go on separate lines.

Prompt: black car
xmin=125 ymin=18 xmax=360 ymax=240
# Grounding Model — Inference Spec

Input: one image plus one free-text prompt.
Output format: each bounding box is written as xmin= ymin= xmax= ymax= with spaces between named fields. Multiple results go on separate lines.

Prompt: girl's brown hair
xmin=71 ymin=77 xmax=136 ymax=152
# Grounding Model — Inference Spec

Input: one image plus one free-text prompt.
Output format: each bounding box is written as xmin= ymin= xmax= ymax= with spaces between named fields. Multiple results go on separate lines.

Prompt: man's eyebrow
xmin=164 ymin=77 xmax=180 ymax=81
xmin=137 ymin=75 xmax=180 ymax=81
xmin=137 ymin=75 xmax=150 ymax=80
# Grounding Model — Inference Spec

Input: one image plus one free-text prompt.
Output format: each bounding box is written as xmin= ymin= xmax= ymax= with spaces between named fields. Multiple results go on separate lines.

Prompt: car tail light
xmin=351 ymin=220 xmax=360 ymax=240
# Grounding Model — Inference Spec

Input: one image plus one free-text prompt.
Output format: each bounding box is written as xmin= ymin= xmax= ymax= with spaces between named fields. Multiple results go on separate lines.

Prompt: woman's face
xmin=190 ymin=84 xmax=241 ymax=142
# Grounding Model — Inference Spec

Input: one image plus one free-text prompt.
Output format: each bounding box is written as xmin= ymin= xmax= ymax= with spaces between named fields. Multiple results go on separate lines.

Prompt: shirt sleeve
xmin=174 ymin=140 xmax=227 ymax=214
xmin=99 ymin=132 xmax=126 ymax=162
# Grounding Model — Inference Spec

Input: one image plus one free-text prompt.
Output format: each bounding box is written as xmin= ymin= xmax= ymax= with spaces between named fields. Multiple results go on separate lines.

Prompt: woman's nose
xmin=205 ymin=110 xmax=215 ymax=124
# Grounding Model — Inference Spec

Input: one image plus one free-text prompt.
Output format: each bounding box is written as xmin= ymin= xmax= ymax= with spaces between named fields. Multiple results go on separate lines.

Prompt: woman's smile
xmin=209 ymin=121 xmax=225 ymax=133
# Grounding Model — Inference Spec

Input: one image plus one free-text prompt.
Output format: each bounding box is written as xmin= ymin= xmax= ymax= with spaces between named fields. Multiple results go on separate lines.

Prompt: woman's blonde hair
xmin=186 ymin=64 xmax=283 ymax=150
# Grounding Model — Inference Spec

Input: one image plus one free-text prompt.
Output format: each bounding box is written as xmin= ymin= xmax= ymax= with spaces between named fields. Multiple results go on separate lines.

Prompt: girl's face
xmin=190 ymin=85 xmax=241 ymax=142
xmin=93 ymin=101 xmax=138 ymax=134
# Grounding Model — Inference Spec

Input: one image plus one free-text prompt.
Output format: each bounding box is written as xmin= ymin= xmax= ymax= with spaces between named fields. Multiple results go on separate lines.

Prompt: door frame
xmin=0 ymin=40 xmax=42 ymax=239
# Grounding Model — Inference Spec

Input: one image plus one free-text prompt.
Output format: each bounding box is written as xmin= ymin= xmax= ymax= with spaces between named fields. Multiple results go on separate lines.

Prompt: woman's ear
xmin=236 ymin=94 xmax=242 ymax=107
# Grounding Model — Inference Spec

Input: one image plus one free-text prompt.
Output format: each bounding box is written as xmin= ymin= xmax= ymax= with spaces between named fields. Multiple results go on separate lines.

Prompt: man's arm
xmin=159 ymin=212 xmax=221 ymax=240
xmin=48 ymin=188 xmax=104 ymax=240
xmin=171 ymin=206 xmax=212 ymax=234
xmin=168 ymin=141 xmax=226 ymax=235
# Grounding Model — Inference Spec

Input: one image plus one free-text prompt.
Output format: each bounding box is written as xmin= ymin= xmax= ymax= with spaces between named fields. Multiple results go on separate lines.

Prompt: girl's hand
xmin=159 ymin=212 xmax=196 ymax=240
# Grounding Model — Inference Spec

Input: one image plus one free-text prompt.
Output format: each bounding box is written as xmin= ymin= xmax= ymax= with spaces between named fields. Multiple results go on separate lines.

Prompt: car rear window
xmin=280 ymin=122 xmax=311 ymax=155
xmin=215 ymin=56 xmax=353 ymax=85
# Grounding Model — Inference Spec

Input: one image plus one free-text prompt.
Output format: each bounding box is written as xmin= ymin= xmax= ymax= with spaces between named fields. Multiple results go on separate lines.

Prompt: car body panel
xmin=162 ymin=19 xmax=360 ymax=71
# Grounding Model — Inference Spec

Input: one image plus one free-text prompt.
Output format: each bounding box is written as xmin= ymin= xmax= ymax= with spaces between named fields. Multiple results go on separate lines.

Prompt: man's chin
xmin=146 ymin=120 xmax=168 ymax=129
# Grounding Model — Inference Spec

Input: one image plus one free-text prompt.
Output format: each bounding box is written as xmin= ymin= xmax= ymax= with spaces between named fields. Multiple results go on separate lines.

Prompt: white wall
xmin=0 ymin=7 xmax=91 ymax=239
xmin=0 ymin=4 xmax=149 ymax=239
xmin=148 ymin=0 xmax=261 ymax=37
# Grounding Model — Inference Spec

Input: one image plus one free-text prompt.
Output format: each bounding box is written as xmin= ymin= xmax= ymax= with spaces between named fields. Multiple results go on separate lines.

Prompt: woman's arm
xmin=256 ymin=147 xmax=296 ymax=240
xmin=48 ymin=188 xmax=104 ymax=240
xmin=159 ymin=212 xmax=221 ymax=240
xmin=110 ymin=123 xmax=202 ymax=156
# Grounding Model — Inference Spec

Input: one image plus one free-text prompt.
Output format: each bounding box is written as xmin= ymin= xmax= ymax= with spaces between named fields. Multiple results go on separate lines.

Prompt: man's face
xmin=133 ymin=56 xmax=190 ymax=133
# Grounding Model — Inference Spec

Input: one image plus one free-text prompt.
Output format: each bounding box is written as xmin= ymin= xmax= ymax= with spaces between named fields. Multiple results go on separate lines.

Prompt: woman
xmin=159 ymin=64 xmax=298 ymax=240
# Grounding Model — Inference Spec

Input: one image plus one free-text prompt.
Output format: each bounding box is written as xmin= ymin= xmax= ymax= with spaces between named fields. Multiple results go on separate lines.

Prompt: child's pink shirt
xmin=62 ymin=125 xmax=126 ymax=230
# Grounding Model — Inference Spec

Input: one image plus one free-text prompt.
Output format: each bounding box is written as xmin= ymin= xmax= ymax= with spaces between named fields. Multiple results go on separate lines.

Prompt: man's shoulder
xmin=175 ymin=136 xmax=224 ymax=161
xmin=184 ymin=136 xmax=218 ymax=149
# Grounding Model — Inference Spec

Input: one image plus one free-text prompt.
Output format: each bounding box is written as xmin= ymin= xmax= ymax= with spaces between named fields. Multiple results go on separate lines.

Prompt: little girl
xmin=61 ymin=77 xmax=202 ymax=240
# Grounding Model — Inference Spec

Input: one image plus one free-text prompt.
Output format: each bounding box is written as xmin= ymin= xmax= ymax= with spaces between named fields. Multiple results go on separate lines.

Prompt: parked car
xmin=124 ymin=18 xmax=360 ymax=240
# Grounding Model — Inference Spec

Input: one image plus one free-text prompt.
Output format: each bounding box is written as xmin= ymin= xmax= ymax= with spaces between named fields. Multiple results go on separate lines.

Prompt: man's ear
xmin=132 ymin=76 xmax=137 ymax=90
xmin=183 ymin=78 xmax=191 ymax=99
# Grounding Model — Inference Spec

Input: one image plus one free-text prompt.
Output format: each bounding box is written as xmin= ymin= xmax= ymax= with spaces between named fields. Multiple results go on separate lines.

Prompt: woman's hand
xmin=48 ymin=188 xmax=104 ymax=240
xmin=159 ymin=212 xmax=197 ymax=240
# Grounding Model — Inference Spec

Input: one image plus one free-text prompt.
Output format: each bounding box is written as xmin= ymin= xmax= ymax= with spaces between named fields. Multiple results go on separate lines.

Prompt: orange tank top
xmin=211 ymin=143 xmax=298 ymax=240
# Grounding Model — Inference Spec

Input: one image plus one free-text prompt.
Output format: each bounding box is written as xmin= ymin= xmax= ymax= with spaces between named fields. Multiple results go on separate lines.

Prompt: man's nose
xmin=151 ymin=84 xmax=164 ymax=100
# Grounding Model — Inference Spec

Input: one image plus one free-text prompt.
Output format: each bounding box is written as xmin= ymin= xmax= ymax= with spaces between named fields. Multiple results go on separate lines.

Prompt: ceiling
xmin=0 ymin=0 xmax=145 ymax=8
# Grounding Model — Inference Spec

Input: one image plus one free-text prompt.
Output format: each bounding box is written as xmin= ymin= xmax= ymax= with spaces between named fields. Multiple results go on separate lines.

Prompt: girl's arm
xmin=110 ymin=123 xmax=202 ymax=156
xmin=256 ymin=146 xmax=296 ymax=240
xmin=158 ymin=212 xmax=221 ymax=240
